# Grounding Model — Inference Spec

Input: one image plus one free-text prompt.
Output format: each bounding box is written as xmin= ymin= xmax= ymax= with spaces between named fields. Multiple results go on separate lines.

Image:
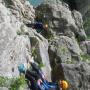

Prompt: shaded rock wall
xmin=63 ymin=0 xmax=90 ymax=17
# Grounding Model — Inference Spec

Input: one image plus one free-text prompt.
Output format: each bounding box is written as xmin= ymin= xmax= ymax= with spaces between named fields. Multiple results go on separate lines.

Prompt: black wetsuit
xmin=25 ymin=63 xmax=60 ymax=90
xmin=26 ymin=22 xmax=43 ymax=29
xmin=25 ymin=63 xmax=43 ymax=90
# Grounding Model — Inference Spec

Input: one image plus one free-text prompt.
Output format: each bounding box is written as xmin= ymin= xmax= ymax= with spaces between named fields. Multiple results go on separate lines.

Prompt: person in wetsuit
xmin=18 ymin=62 xmax=69 ymax=90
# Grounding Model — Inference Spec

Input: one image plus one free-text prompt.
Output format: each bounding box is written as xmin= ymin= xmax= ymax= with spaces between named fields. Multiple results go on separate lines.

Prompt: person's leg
xmin=43 ymin=80 xmax=57 ymax=89
xmin=30 ymin=78 xmax=38 ymax=90
xmin=26 ymin=74 xmax=38 ymax=90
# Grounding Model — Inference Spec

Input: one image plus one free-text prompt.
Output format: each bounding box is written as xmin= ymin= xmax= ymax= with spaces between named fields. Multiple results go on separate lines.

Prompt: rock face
xmin=37 ymin=0 xmax=86 ymax=41
xmin=0 ymin=0 xmax=51 ymax=89
xmin=3 ymin=0 xmax=35 ymax=24
xmin=49 ymin=36 xmax=81 ymax=63
xmin=0 ymin=0 xmax=90 ymax=90
xmin=36 ymin=0 xmax=90 ymax=90
xmin=80 ymin=41 xmax=90 ymax=55
xmin=62 ymin=62 xmax=90 ymax=90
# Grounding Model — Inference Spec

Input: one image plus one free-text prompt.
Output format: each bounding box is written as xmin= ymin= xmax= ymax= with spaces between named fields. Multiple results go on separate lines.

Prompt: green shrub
xmin=9 ymin=76 xmax=26 ymax=90
xmin=38 ymin=62 xmax=45 ymax=68
xmin=81 ymin=54 xmax=90 ymax=62
xmin=0 ymin=76 xmax=8 ymax=87
xmin=66 ymin=60 xmax=74 ymax=64
xmin=0 ymin=76 xmax=26 ymax=90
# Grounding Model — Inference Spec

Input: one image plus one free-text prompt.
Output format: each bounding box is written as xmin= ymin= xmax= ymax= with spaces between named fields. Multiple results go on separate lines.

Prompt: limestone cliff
xmin=36 ymin=0 xmax=90 ymax=90
xmin=0 ymin=0 xmax=51 ymax=90
xmin=0 ymin=0 xmax=90 ymax=90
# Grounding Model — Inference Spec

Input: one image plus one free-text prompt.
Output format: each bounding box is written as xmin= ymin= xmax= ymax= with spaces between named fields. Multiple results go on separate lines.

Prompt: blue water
xmin=29 ymin=0 xmax=43 ymax=7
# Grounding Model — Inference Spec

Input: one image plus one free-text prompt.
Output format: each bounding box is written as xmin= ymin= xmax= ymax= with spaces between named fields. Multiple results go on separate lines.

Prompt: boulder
xmin=62 ymin=62 xmax=90 ymax=90
xmin=51 ymin=62 xmax=90 ymax=90
xmin=72 ymin=10 xmax=87 ymax=41
xmin=49 ymin=36 xmax=81 ymax=63
xmin=36 ymin=0 xmax=86 ymax=41
xmin=37 ymin=0 xmax=90 ymax=90
xmin=80 ymin=40 xmax=90 ymax=55
xmin=0 ymin=1 xmax=51 ymax=89
xmin=29 ymin=29 xmax=51 ymax=81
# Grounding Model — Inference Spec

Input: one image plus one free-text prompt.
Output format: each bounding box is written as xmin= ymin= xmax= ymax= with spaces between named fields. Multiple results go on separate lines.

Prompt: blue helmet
xmin=18 ymin=64 xmax=26 ymax=73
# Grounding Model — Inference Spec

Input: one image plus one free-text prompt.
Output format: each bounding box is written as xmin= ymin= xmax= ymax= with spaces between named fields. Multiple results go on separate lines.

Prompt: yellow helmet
xmin=59 ymin=80 xmax=69 ymax=89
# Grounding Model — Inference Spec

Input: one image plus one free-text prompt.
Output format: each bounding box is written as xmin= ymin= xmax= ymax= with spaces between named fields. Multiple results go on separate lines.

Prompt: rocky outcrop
xmin=0 ymin=0 xmax=90 ymax=90
xmin=72 ymin=10 xmax=87 ymax=41
xmin=80 ymin=41 xmax=90 ymax=55
xmin=0 ymin=0 xmax=51 ymax=89
xmin=62 ymin=62 xmax=90 ymax=90
xmin=49 ymin=36 xmax=81 ymax=63
xmin=36 ymin=0 xmax=86 ymax=41
xmin=36 ymin=0 xmax=90 ymax=90
xmin=51 ymin=62 xmax=90 ymax=90
xmin=63 ymin=0 xmax=90 ymax=38
xmin=3 ymin=0 xmax=35 ymax=24
xmin=0 ymin=0 xmax=51 ymax=78
xmin=36 ymin=0 xmax=86 ymax=61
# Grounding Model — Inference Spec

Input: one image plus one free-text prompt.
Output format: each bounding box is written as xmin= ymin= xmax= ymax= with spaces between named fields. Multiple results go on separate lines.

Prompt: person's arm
xmin=30 ymin=62 xmax=40 ymax=73
xmin=29 ymin=57 xmax=46 ymax=80
xmin=31 ymin=62 xmax=46 ymax=80
xmin=27 ymin=69 xmax=38 ymax=77
xmin=25 ymin=69 xmax=40 ymax=80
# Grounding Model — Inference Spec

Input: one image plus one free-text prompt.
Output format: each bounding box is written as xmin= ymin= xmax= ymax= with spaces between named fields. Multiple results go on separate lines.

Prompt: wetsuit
xmin=25 ymin=62 xmax=45 ymax=90
xmin=26 ymin=22 xmax=43 ymax=29
xmin=25 ymin=63 xmax=60 ymax=90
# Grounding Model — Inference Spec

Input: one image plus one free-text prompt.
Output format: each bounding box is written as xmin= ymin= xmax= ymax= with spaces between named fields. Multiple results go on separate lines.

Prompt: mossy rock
xmin=81 ymin=54 xmax=90 ymax=62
